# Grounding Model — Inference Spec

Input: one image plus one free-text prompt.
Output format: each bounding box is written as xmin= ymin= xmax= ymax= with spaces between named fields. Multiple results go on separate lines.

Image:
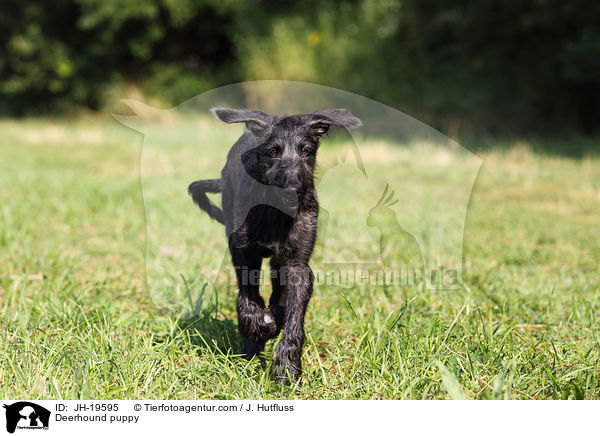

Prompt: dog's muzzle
xmin=281 ymin=187 xmax=299 ymax=207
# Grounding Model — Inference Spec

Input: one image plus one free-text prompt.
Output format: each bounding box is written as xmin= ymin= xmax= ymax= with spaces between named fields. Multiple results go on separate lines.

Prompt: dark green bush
xmin=0 ymin=0 xmax=598 ymax=134
xmin=0 ymin=0 xmax=235 ymax=114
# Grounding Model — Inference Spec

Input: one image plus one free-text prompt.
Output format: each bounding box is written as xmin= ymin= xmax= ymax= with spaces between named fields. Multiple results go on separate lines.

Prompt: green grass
xmin=1 ymin=117 xmax=599 ymax=399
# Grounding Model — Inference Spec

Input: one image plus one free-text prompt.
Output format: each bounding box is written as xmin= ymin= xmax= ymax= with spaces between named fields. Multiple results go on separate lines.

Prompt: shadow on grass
xmin=177 ymin=312 xmax=241 ymax=356
xmin=165 ymin=279 xmax=275 ymax=375
xmin=176 ymin=313 xmax=274 ymax=375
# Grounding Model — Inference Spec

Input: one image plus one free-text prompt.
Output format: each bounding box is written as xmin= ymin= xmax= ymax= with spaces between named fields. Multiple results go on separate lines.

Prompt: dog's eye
xmin=269 ymin=148 xmax=281 ymax=158
xmin=301 ymin=146 xmax=311 ymax=156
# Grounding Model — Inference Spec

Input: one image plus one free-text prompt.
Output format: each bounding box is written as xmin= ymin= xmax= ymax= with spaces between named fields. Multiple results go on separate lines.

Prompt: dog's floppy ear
xmin=305 ymin=109 xmax=362 ymax=139
xmin=211 ymin=108 xmax=273 ymax=141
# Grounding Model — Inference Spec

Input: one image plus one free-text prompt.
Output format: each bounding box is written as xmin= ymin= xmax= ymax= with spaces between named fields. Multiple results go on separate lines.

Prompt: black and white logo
xmin=3 ymin=402 xmax=50 ymax=433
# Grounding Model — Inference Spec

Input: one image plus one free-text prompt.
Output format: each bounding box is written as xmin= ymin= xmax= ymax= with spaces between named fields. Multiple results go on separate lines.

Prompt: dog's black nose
xmin=281 ymin=187 xmax=299 ymax=207
xmin=283 ymin=174 xmax=303 ymax=195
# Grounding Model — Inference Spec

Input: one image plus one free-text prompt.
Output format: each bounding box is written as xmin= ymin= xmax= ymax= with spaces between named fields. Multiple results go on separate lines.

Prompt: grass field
xmin=1 ymin=117 xmax=599 ymax=399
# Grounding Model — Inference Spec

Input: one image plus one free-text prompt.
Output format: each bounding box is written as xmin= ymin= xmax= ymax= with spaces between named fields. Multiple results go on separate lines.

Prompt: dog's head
xmin=211 ymin=108 xmax=362 ymax=202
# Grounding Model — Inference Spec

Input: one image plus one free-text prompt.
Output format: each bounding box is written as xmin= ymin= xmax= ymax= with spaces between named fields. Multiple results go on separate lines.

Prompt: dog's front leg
xmin=274 ymin=263 xmax=313 ymax=383
xmin=231 ymin=246 xmax=280 ymax=358
xmin=231 ymin=247 xmax=264 ymax=358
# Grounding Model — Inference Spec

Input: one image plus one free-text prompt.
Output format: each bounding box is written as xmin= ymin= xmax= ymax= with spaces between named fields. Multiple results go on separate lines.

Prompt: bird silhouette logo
xmin=367 ymin=184 xmax=425 ymax=271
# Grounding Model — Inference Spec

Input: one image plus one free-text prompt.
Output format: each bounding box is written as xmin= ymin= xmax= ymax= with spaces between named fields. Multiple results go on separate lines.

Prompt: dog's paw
xmin=243 ymin=340 xmax=264 ymax=360
xmin=238 ymin=301 xmax=281 ymax=343
xmin=273 ymin=358 xmax=301 ymax=385
xmin=255 ymin=308 xmax=280 ymax=341
xmin=273 ymin=344 xmax=302 ymax=384
xmin=263 ymin=311 xmax=275 ymax=325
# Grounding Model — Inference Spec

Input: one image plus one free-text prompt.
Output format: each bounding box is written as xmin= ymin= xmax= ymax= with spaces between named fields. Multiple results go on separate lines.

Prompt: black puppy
xmin=189 ymin=107 xmax=361 ymax=383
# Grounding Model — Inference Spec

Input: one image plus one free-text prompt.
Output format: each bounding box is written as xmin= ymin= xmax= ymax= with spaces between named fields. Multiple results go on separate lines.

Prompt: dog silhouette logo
xmin=3 ymin=402 xmax=50 ymax=433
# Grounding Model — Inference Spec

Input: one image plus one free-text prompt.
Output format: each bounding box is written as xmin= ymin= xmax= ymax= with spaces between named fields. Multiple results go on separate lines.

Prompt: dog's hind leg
xmin=231 ymin=247 xmax=279 ymax=359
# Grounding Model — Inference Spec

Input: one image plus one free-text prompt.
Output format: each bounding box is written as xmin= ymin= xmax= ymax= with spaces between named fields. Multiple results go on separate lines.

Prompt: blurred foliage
xmin=0 ymin=0 xmax=599 ymax=134
xmin=0 ymin=0 xmax=235 ymax=113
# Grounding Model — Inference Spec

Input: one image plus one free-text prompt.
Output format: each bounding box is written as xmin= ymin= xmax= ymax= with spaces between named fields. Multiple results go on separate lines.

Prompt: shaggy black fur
xmin=189 ymin=107 xmax=362 ymax=383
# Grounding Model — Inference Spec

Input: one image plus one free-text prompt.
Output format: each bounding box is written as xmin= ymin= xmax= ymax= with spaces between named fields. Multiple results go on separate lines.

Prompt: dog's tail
xmin=188 ymin=179 xmax=224 ymax=224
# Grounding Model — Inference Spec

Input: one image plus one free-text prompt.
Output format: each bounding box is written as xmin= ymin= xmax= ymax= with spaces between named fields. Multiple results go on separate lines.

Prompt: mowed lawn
xmin=1 ymin=117 xmax=599 ymax=399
